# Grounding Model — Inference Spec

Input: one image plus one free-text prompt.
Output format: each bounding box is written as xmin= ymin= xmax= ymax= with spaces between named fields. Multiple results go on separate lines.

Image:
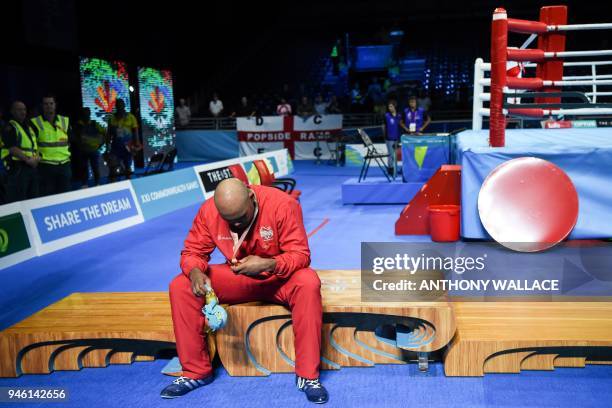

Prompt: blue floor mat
xmin=1 ymin=359 xmax=611 ymax=408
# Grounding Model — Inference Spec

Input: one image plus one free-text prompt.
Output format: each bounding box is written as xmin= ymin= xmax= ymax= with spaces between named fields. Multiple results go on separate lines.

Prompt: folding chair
xmin=103 ymin=151 xmax=130 ymax=182
xmin=357 ymin=128 xmax=391 ymax=182
xmin=159 ymin=148 xmax=177 ymax=173
xmin=326 ymin=133 xmax=345 ymax=166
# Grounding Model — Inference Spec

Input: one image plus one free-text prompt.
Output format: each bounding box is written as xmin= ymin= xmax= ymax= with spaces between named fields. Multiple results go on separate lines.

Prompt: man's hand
xmin=231 ymin=255 xmax=276 ymax=276
xmin=24 ymin=157 xmax=36 ymax=168
xmin=189 ymin=268 xmax=212 ymax=297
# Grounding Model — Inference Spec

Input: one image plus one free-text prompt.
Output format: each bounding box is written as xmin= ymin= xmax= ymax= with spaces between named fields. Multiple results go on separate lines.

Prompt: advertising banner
xmin=27 ymin=182 xmax=143 ymax=254
xmin=401 ymin=135 xmax=450 ymax=182
xmin=193 ymin=149 xmax=292 ymax=198
xmin=0 ymin=200 xmax=37 ymax=271
xmin=0 ymin=212 xmax=30 ymax=258
xmin=131 ymin=168 xmax=203 ymax=220
xmin=237 ymin=115 xmax=342 ymax=159
xmin=237 ymin=116 xmax=287 ymax=156
xmin=198 ymin=166 xmax=235 ymax=194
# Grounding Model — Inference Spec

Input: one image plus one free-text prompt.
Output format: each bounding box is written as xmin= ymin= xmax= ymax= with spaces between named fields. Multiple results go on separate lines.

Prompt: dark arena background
xmin=1 ymin=1 xmax=612 ymax=407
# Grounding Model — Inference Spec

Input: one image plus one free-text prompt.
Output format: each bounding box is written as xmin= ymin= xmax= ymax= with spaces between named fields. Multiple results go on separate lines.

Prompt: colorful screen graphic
xmin=137 ymin=67 xmax=175 ymax=159
xmin=79 ymin=57 xmax=131 ymax=127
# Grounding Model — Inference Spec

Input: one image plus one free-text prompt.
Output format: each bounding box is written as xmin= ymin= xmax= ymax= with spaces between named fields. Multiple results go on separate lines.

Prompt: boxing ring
xmin=459 ymin=5 xmax=612 ymax=240
xmin=473 ymin=5 xmax=612 ymax=143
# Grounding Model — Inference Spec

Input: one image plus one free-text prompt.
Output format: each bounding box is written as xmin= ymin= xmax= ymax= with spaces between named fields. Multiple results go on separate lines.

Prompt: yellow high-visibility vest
xmin=8 ymin=120 xmax=39 ymax=161
xmin=31 ymin=115 xmax=70 ymax=164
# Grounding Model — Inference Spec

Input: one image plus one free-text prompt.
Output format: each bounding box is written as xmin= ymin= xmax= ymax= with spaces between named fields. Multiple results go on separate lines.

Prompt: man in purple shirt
xmin=402 ymin=96 xmax=431 ymax=134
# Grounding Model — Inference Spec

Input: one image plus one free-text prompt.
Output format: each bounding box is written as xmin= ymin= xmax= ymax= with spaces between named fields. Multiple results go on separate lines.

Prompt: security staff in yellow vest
xmin=31 ymin=95 xmax=72 ymax=196
xmin=1 ymin=101 xmax=40 ymax=202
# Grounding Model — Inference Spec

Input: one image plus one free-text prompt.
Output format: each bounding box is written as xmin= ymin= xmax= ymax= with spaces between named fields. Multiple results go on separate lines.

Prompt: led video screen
xmin=79 ymin=57 xmax=131 ymax=127
xmin=137 ymin=67 xmax=175 ymax=159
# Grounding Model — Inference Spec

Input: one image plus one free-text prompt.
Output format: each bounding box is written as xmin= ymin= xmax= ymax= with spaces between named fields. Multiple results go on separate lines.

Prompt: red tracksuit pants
xmin=169 ymin=264 xmax=322 ymax=380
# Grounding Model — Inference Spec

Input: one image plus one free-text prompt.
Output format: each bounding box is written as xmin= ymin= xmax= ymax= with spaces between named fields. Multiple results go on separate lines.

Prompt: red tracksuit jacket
xmin=180 ymin=185 xmax=311 ymax=279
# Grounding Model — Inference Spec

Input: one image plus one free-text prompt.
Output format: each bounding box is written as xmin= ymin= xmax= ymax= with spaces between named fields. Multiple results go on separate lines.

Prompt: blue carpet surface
xmin=1 ymin=360 xmax=611 ymax=408
xmin=1 ymin=160 xmax=610 ymax=408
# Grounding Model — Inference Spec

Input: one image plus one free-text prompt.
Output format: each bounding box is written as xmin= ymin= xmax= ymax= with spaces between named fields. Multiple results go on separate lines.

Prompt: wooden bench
xmin=0 ymin=270 xmax=455 ymax=378
xmin=216 ymin=270 xmax=456 ymax=376
xmin=444 ymin=302 xmax=612 ymax=376
xmin=0 ymin=292 xmax=189 ymax=378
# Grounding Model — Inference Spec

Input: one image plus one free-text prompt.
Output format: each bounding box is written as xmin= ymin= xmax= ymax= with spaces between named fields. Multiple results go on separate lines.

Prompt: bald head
xmin=10 ymin=101 xmax=27 ymax=123
xmin=214 ymin=179 xmax=254 ymax=229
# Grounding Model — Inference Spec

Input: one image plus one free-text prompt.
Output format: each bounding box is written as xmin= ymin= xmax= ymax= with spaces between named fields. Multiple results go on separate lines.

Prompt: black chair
xmin=357 ymin=128 xmax=391 ymax=182
xmin=143 ymin=152 xmax=165 ymax=175
xmin=103 ymin=152 xmax=129 ymax=182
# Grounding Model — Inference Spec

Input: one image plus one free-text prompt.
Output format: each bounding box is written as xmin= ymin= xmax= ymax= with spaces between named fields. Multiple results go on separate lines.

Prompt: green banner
xmin=0 ymin=212 xmax=31 ymax=258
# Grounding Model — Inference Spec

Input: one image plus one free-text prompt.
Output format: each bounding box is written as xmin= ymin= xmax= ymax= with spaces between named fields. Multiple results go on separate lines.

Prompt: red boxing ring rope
xmin=508 ymin=48 xmax=612 ymax=62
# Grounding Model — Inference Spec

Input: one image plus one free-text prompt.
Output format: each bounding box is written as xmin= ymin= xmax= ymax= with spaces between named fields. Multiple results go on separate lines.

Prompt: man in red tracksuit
xmin=161 ymin=178 xmax=328 ymax=404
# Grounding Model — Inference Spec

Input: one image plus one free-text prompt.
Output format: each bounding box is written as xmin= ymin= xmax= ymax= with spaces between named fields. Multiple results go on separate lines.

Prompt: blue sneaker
xmin=296 ymin=376 xmax=329 ymax=404
xmin=160 ymin=375 xmax=214 ymax=399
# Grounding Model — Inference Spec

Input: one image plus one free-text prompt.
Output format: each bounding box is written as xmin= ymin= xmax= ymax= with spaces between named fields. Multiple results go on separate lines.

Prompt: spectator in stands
xmin=2 ymin=101 xmax=40 ymax=202
xmin=297 ymin=96 xmax=314 ymax=119
xmin=367 ymin=77 xmax=385 ymax=116
xmin=326 ymin=95 xmax=342 ymax=114
xmin=314 ymin=94 xmax=327 ymax=115
xmin=232 ymin=96 xmax=256 ymax=118
xmin=276 ymin=97 xmax=292 ymax=116
xmin=209 ymin=93 xmax=224 ymax=117
xmin=108 ymin=98 xmax=140 ymax=180
xmin=402 ymin=95 xmax=431 ymax=135
xmin=176 ymin=98 xmax=191 ymax=127
xmin=31 ymin=95 xmax=72 ymax=196
xmin=384 ymin=100 xmax=402 ymax=176
xmin=73 ymin=107 xmax=104 ymax=187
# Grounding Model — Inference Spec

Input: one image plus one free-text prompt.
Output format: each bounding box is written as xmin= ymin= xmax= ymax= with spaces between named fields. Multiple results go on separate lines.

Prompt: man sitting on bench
xmin=162 ymin=178 xmax=328 ymax=404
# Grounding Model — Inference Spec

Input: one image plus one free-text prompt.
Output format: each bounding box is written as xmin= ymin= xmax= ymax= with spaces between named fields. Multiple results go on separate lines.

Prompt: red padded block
xmin=395 ymin=165 xmax=461 ymax=235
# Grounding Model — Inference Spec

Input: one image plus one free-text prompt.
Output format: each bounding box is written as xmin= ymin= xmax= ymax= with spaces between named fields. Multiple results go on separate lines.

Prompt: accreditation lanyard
xmin=407 ymin=109 xmax=419 ymax=132
xmin=230 ymin=197 xmax=259 ymax=261
xmin=407 ymin=109 xmax=420 ymax=124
